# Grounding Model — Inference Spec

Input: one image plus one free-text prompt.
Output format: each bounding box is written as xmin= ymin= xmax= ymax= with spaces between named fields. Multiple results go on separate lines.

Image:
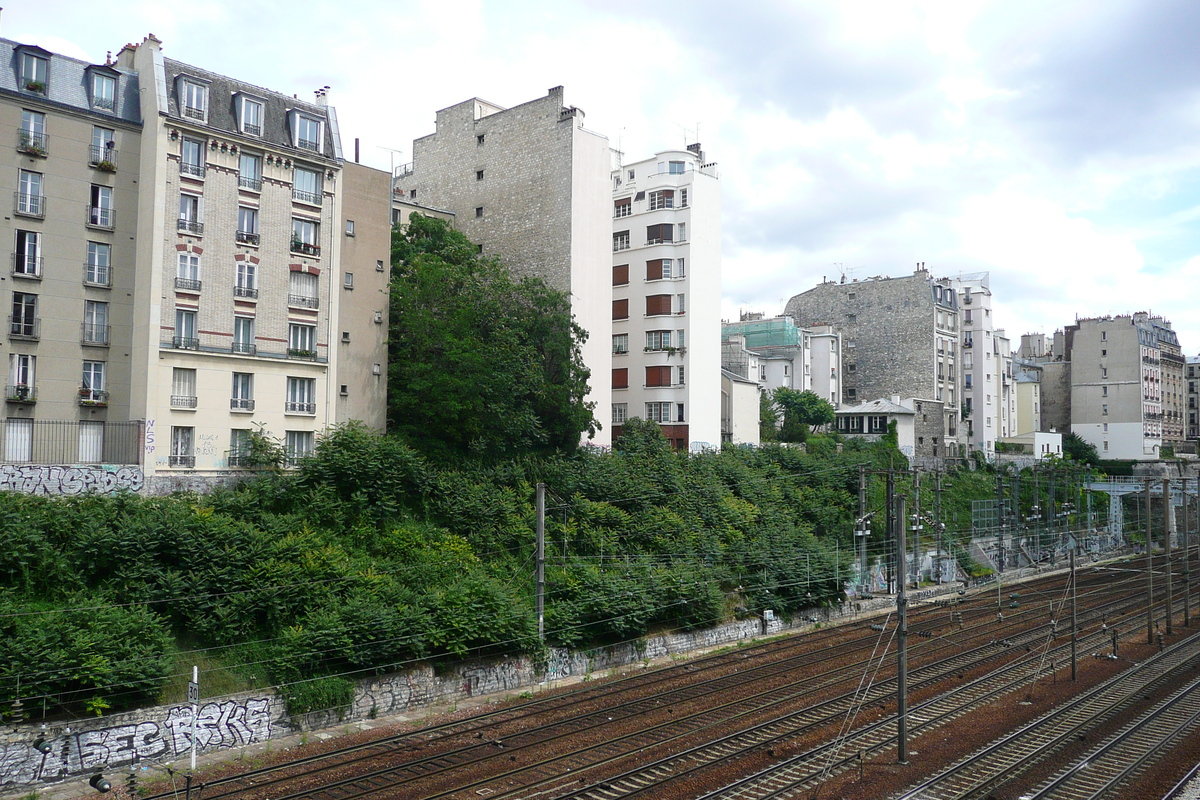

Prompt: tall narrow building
xmin=392 ymin=88 xmax=612 ymax=446
xmin=610 ymin=146 xmax=721 ymax=449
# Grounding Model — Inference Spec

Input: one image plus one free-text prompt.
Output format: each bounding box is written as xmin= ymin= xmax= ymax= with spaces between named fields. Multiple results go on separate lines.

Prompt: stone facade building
xmin=393 ymin=88 xmax=612 ymax=446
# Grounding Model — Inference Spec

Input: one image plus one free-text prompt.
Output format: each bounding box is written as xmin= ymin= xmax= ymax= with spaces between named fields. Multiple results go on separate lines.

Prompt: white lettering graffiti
xmin=0 ymin=465 xmax=143 ymax=496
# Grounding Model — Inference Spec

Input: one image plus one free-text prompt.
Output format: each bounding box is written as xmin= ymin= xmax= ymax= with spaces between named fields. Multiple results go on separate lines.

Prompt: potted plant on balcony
xmin=25 ymin=81 xmax=45 ymax=93
xmin=96 ymin=159 xmax=116 ymax=172
xmin=17 ymin=134 xmax=46 ymax=157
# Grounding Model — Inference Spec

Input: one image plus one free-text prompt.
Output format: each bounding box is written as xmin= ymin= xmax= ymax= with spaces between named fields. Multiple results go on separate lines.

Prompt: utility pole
xmin=1070 ymin=549 xmax=1077 ymax=681
xmin=1165 ymin=478 xmax=1173 ymax=636
xmin=934 ymin=470 xmax=944 ymax=584
xmin=912 ymin=471 xmax=922 ymax=588
xmin=886 ymin=470 xmax=896 ymax=594
xmin=1146 ymin=478 xmax=1155 ymax=645
xmin=536 ymin=482 xmax=546 ymax=644
xmin=896 ymin=494 xmax=909 ymax=764
xmin=858 ymin=465 xmax=868 ymax=593
xmin=1185 ymin=478 xmax=1192 ymax=627
xmin=189 ymin=665 xmax=199 ymax=772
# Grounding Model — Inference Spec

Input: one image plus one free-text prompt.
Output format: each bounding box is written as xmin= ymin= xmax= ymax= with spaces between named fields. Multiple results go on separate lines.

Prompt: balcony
xmin=287 ymin=294 xmax=319 ymax=310
xmin=287 ymin=348 xmax=317 ymax=361
xmin=83 ymin=263 xmax=112 ymax=287
xmin=285 ymin=401 xmax=316 ymax=414
xmin=177 ymin=219 xmax=204 ymax=236
xmin=81 ymin=323 xmax=110 ymax=346
xmin=11 ymin=254 xmax=42 ymax=279
xmin=234 ymin=285 xmax=258 ymax=299
xmin=169 ymin=454 xmax=196 ymax=467
xmin=170 ymin=394 xmax=198 ymax=409
xmin=79 ymin=388 xmax=108 ymax=407
xmin=15 ymin=192 xmax=45 ymax=218
xmin=238 ymin=175 xmax=262 ymax=191
xmin=172 ymin=336 xmax=200 ymax=350
xmin=17 ymin=131 xmax=47 ymax=157
xmin=180 ymin=161 xmax=206 ymax=179
xmin=227 ymin=452 xmax=253 ymax=467
xmin=290 ymin=241 xmax=321 ymax=257
xmin=9 ymin=317 xmax=39 ymax=340
xmin=182 ymin=104 xmax=205 ymax=121
xmin=5 ymin=384 xmax=36 ymax=404
xmin=175 ymin=276 xmax=202 ymax=292
xmin=88 ymin=145 xmax=117 ymax=171
xmin=292 ymin=188 xmax=322 ymax=205
xmin=236 ymin=230 xmax=260 ymax=246
xmin=297 ymin=138 xmax=321 ymax=153
xmin=87 ymin=206 xmax=114 ymax=230
xmin=230 ymin=398 xmax=255 ymax=412
xmin=231 ymin=341 xmax=257 ymax=356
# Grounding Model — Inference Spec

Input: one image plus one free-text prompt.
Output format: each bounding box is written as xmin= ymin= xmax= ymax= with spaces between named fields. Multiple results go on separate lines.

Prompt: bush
xmin=279 ymin=676 xmax=355 ymax=716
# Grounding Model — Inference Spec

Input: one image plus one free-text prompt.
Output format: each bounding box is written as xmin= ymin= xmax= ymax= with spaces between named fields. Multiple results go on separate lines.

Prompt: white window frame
xmin=288 ymin=323 xmax=315 ymax=354
xmin=612 ymin=403 xmax=628 ymax=424
xmin=180 ymin=79 xmax=208 ymax=121
xmin=233 ymin=316 xmax=255 ymax=354
xmin=91 ymin=72 xmax=116 ymax=110
xmin=612 ymin=333 xmax=629 ymax=355
xmin=291 ymin=113 xmax=324 ymax=153
xmin=14 ymin=230 xmax=40 ymax=277
xmin=20 ymin=52 xmax=48 ymax=90
xmin=286 ymin=430 xmax=314 ymax=463
xmin=86 ymin=241 xmax=112 ymax=286
xmin=239 ymin=152 xmax=262 ymax=191
xmin=237 ymin=95 xmax=264 ymax=136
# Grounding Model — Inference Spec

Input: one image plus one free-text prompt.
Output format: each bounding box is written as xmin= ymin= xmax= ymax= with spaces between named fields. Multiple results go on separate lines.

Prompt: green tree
xmin=759 ymin=392 xmax=778 ymax=442
xmin=1062 ymin=431 xmax=1100 ymax=466
xmin=770 ymin=388 xmax=836 ymax=443
xmin=388 ymin=215 xmax=596 ymax=462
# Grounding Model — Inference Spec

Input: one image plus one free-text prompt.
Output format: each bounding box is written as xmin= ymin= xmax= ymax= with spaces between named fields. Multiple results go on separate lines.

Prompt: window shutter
xmin=612 ymin=298 xmax=629 ymax=320
xmin=646 ymin=366 xmax=672 ymax=387
xmin=612 ymin=368 xmax=628 ymax=389
xmin=646 ymin=294 xmax=671 ymax=316
xmin=612 ymin=264 xmax=629 ymax=286
xmin=646 ymin=259 xmax=663 ymax=281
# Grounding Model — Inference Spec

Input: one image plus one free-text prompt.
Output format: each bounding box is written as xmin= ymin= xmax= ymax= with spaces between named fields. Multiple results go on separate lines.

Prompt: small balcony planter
xmin=25 ymin=81 xmax=45 ymax=93
xmin=96 ymin=160 xmax=117 ymax=173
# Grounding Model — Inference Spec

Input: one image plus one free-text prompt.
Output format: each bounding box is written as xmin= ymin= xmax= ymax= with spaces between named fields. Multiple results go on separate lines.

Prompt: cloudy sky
xmin=12 ymin=0 xmax=1199 ymax=353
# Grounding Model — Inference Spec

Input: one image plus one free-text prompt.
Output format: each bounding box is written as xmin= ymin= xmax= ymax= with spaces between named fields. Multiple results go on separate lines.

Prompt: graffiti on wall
xmin=0 ymin=697 xmax=274 ymax=788
xmin=0 ymin=465 xmax=143 ymax=496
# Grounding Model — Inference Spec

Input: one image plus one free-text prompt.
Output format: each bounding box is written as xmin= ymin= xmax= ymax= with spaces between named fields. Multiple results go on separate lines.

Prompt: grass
xmin=157 ymin=645 xmax=263 ymax=704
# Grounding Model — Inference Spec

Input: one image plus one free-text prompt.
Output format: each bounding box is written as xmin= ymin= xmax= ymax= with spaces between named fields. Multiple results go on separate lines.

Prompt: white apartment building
xmin=611 ymin=146 xmax=721 ymax=450
xmin=956 ymin=273 xmax=1016 ymax=455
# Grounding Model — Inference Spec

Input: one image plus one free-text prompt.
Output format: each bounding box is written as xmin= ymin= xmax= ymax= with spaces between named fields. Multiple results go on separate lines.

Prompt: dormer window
xmin=290 ymin=112 xmax=323 ymax=154
xmin=179 ymin=78 xmax=209 ymax=121
xmin=19 ymin=50 xmax=49 ymax=94
xmin=236 ymin=94 xmax=264 ymax=137
xmin=89 ymin=69 xmax=117 ymax=111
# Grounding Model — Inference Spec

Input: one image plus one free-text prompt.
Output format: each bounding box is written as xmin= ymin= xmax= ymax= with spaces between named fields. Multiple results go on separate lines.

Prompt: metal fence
xmin=0 ymin=419 xmax=142 ymax=465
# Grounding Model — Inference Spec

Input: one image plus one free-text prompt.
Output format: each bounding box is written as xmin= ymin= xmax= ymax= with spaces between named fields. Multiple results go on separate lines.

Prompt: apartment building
xmin=1064 ymin=313 xmax=1178 ymax=460
xmin=610 ymin=146 xmax=721 ymax=450
xmin=392 ymin=88 xmax=612 ymax=447
xmin=784 ymin=266 xmax=961 ymax=460
xmin=0 ymin=35 xmax=387 ymax=492
xmin=1187 ymin=355 xmax=1199 ymax=444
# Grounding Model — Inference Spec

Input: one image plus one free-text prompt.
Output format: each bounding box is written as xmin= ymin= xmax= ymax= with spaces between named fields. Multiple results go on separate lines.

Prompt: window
xmin=1102 ymin=404 xmax=1109 ymax=416
xmin=678 ymin=365 xmax=686 ymax=385
xmin=477 ymin=134 xmax=486 ymax=145
xmin=4 ymin=416 xmax=32 ymax=461
xmin=81 ymin=361 xmax=106 ymax=405
xmin=613 ymin=230 xmax=630 ymax=252
xmin=676 ymin=293 xmax=685 ymax=314
xmin=1101 ymin=367 xmax=1108 ymax=379
xmin=1102 ymin=386 xmax=1108 ymax=397
xmin=612 ymin=334 xmax=628 ymax=355
xmin=345 ymin=219 xmax=355 ymax=236
xmin=646 ymin=402 xmax=672 ymax=422
xmin=288 ymin=323 xmax=316 ymax=358
xmin=177 ymin=194 xmax=202 ymax=235
xmin=231 ymin=372 xmax=254 ymax=411
xmin=293 ymin=114 xmax=323 ymax=153
xmin=20 ymin=52 xmax=48 ymax=93
xmin=83 ymin=300 xmax=109 ymax=345
xmin=84 ymin=184 xmax=113 ymax=229
xmin=181 ymin=79 xmax=208 ymax=120
xmin=18 ymin=111 xmax=46 ymax=154
xmin=1101 ymin=349 xmax=1107 ymax=357
xmin=293 ymin=167 xmax=322 ymax=205
xmin=965 ymin=374 xmax=972 ymax=388
xmin=646 ymin=294 xmax=672 ymax=316
xmin=646 ymin=366 xmax=672 ymax=387
xmin=286 ymin=431 xmax=314 ymax=464
xmin=238 ymin=96 xmax=264 ymax=136
xmin=612 ymin=299 xmax=629 ymax=320
xmin=475 ymin=206 xmax=484 ymax=218
xmin=646 ymin=223 xmax=673 ymax=245
xmin=171 ymin=366 xmax=198 ymax=407
xmin=676 ymin=222 xmax=686 ymax=241
xmin=649 ymin=189 xmax=675 ymax=210
xmin=170 ymin=426 xmax=195 ymax=467
xmin=17 ymin=170 xmax=44 ymax=217
xmin=176 ymin=253 xmax=201 ymax=291
xmin=181 ymin=137 xmax=205 ymax=177
xmin=646 ymin=330 xmax=672 ymax=351
xmin=668 ymin=161 xmax=685 ymax=174
xmin=292 ymin=218 xmax=320 ymax=255
xmin=646 ymin=258 xmax=680 ymax=280
xmin=612 ymin=403 xmax=628 ymax=424
xmin=8 ymin=354 xmax=35 ymax=402
xmin=237 ymin=207 xmax=260 ymax=246
xmin=286 ymin=377 xmax=316 ymax=413
xmin=233 ymin=316 xmax=255 ymax=355
xmin=228 ymin=429 xmax=252 ymax=466
xmin=235 ymin=261 xmax=257 ymax=298
xmin=174 ymin=309 xmax=198 ymax=349
xmin=475 ymin=170 xmax=484 ymax=181
xmin=289 ymin=271 xmax=319 ymax=309
xmin=239 ymin=153 xmax=262 ymax=191
xmin=87 ymin=126 xmax=117 ymax=168
xmin=614 ymin=197 xmax=631 ymax=218
xmin=1101 ymin=330 xmax=1107 ymax=341
xmin=680 ymin=188 xmax=688 ymax=207
xmin=14 ymin=231 xmax=40 ymax=278
xmin=1103 ymin=422 xmax=1109 ymax=433
xmin=613 ymin=264 xmax=629 ymax=286
xmin=612 ymin=368 xmax=629 ymax=389
xmin=344 ymin=272 xmax=354 ymax=289
xmin=10 ymin=293 xmax=37 ymax=339
xmin=628 ymin=168 xmax=635 ymax=179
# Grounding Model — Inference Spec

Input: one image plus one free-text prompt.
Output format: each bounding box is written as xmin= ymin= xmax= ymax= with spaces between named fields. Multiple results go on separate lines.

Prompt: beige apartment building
xmin=0 ymin=36 xmax=387 ymax=493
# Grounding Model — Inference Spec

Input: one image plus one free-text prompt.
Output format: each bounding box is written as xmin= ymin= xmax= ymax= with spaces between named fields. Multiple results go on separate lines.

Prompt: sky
xmin=11 ymin=0 xmax=1200 ymax=354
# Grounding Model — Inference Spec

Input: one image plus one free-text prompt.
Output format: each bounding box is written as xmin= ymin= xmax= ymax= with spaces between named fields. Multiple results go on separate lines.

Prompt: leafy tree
xmin=770 ymin=388 xmax=836 ymax=443
xmin=1062 ymin=432 xmax=1100 ymax=466
xmin=613 ymin=417 xmax=672 ymax=456
xmin=388 ymin=215 xmax=596 ymax=462
xmin=759 ymin=392 xmax=778 ymax=442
